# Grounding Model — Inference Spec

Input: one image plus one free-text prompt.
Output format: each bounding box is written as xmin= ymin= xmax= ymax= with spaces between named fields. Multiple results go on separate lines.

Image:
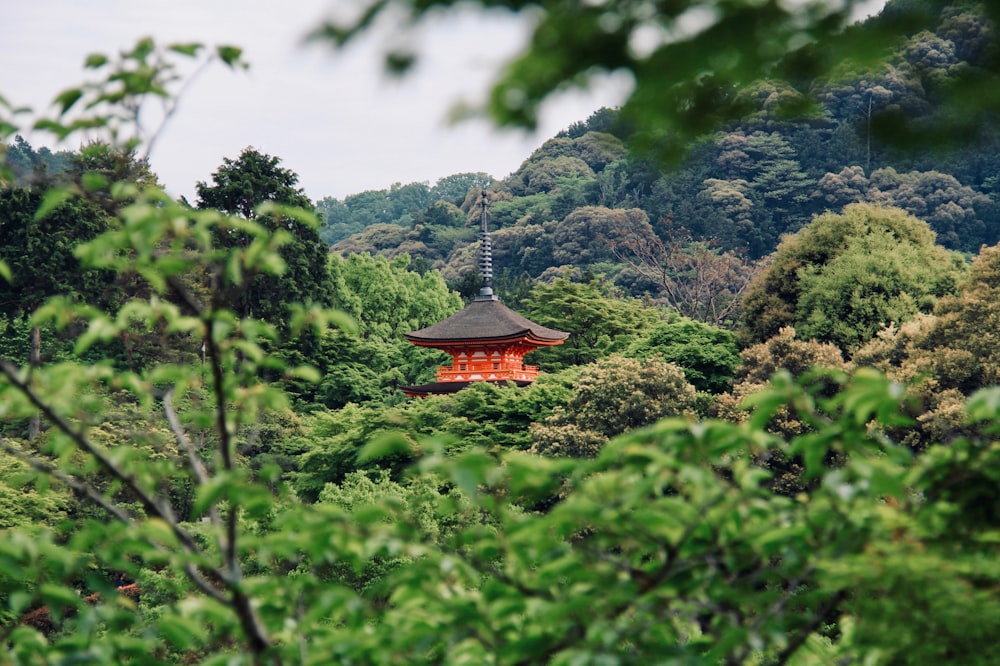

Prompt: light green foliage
xmin=267 ymin=370 xmax=1000 ymax=665
xmin=510 ymin=154 xmax=594 ymax=196
xmin=309 ymin=252 xmax=460 ymax=409
xmin=506 ymin=139 xmax=598 ymax=197
xmin=531 ymin=355 xmax=697 ymax=458
xmin=739 ymin=203 xmax=967 ymax=352
xmin=291 ymin=375 xmax=575 ymax=498
xmin=430 ymin=172 xmax=495 ymax=204
xmin=0 ymin=453 xmax=70 ymax=529
xmin=485 ymin=191 xmax=556 ymax=230
xmin=313 ymin=469 xmax=479 ymax=595
xmin=3 ymin=161 xmax=1000 ymax=666
xmin=329 ymin=252 xmax=460 ymax=342
xmin=852 ymin=242 xmax=1000 ymax=448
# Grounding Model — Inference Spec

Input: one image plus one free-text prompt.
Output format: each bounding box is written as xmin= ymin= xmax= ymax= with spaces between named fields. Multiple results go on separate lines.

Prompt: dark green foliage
xmin=627 ymin=316 xmax=740 ymax=393
xmin=328 ymin=6 xmax=1000 ymax=283
xmin=0 ymin=188 xmax=115 ymax=318
xmin=195 ymin=147 xmax=333 ymax=323
xmin=317 ymin=174 xmax=494 ymax=246
xmin=814 ymin=165 xmax=994 ymax=250
xmin=551 ymin=205 xmax=655 ymax=266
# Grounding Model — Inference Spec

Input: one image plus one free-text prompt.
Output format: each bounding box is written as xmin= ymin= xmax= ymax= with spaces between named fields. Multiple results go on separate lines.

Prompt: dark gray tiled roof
xmin=405 ymin=298 xmax=568 ymax=344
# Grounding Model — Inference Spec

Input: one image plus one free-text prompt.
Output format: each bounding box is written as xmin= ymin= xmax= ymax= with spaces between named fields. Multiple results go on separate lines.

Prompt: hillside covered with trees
xmin=2 ymin=0 xmax=1000 ymax=663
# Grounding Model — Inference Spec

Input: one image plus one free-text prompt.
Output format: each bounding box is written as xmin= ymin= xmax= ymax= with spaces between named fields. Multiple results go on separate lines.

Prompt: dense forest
xmin=2 ymin=0 xmax=1000 ymax=663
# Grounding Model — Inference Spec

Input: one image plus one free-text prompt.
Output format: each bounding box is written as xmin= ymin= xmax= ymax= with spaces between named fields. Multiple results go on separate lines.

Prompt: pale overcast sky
xmin=3 ymin=1 xmax=887 ymax=204
xmin=2 ymin=0 xmax=631 ymax=202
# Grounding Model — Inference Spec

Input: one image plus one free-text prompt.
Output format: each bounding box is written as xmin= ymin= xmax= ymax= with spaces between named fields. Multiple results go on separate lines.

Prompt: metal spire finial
xmin=475 ymin=189 xmax=496 ymax=301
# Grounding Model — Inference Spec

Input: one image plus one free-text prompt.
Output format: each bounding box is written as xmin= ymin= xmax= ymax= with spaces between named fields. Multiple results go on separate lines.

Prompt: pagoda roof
xmin=405 ymin=297 xmax=569 ymax=345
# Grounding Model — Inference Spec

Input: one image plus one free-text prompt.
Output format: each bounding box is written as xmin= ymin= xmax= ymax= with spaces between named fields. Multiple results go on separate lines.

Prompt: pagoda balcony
xmin=435 ymin=365 xmax=540 ymax=383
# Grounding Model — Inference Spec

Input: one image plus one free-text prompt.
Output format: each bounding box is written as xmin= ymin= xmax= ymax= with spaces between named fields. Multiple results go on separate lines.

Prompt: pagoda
xmin=401 ymin=191 xmax=568 ymax=397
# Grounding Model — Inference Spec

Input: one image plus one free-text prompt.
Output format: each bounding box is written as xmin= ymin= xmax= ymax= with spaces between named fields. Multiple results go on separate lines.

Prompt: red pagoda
xmin=401 ymin=191 xmax=568 ymax=397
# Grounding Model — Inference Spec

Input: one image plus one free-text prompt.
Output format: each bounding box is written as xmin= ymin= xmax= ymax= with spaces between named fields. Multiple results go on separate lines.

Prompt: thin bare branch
xmin=611 ymin=220 xmax=763 ymax=327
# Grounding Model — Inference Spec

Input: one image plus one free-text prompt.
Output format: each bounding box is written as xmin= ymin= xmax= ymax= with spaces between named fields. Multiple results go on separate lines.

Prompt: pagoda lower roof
xmin=400 ymin=379 xmax=533 ymax=396
xmin=405 ymin=297 xmax=569 ymax=345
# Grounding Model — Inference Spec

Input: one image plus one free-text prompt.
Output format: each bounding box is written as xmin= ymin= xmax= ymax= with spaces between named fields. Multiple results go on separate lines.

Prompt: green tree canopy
xmin=627 ymin=315 xmax=741 ymax=394
xmin=531 ymin=354 xmax=697 ymax=458
xmin=853 ymin=242 xmax=1000 ymax=448
xmin=195 ymin=147 xmax=333 ymax=323
xmin=0 ymin=188 xmax=113 ymax=320
xmin=813 ymin=165 xmax=993 ymax=250
xmin=551 ymin=206 xmax=655 ymax=266
xmin=522 ymin=276 xmax=661 ymax=370
xmin=329 ymin=252 xmax=461 ymax=342
xmin=739 ymin=203 xmax=967 ymax=352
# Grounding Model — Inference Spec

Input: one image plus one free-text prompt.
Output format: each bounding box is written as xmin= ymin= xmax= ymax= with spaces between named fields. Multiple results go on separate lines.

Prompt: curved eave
xmin=405 ymin=331 xmax=566 ymax=347
xmin=404 ymin=298 xmax=569 ymax=345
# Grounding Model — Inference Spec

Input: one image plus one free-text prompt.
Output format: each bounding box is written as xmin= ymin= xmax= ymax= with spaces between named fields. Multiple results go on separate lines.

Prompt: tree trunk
xmin=28 ymin=324 xmax=40 ymax=441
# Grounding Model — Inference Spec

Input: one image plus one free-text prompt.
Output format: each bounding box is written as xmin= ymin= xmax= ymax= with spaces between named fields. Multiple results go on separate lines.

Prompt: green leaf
xmin=966 ymin=387 xmax=1000 ymax=424
xmin=325 ymin=308 xmax=359 ymax=335
xmin=286 ymin=365 xmax=322 ymax=383
xmin=34 ymin=187 xmax=72 ymax=220
xmin=84 ymin=53 xmax=108 ymax=68
xmin=358 ymin=431 xmax=412 ymax=464
xmin=217 ymin=45 xmax=245 ymax=67
xmin=8 ymin=591 xmax=33 ymax=615
xmin=80 ymin=171 xmax=109 ymax=192
xmin=138 ymin=518 xmax=180 ymax=547
xmin=0 ymin=259 xmax=11 ymax=284
xmin=798 ymin=434 xmax=828 ymax=480
xmin=39 ymin=583 xmax=82 ymax=610
xmin=32 ymin=118 xmax=70 ymax=139
xmin=192 ymin=474 xmax=232 ymax=518
xmin=158 ymin=613 xmax=203 ymax=649
xmin=168 ymin=42 xmax=203 ymax=57
xmin=53 ymin=87 xmax=83 ymax=115
xmin=254 ymin=201 xmax=319 ymax=229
